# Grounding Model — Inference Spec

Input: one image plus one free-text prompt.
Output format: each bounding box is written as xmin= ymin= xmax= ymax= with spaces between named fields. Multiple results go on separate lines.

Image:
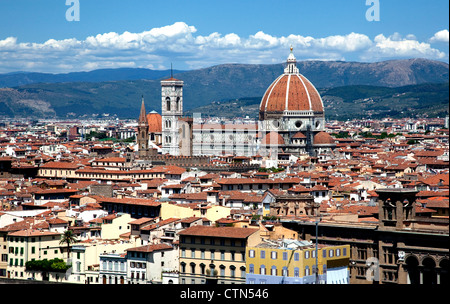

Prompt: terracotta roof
xmin=261 ymin=131 xmax=285 ymax=145
xmin=126 ymin=243 xmax=173 ymax=253
xmin=40 ymin=161 xmax=81 ymax=169
xmin=94 ymin=157 xmax=126 ymax=163
xmin=161 ymin=77 xmax=182 ymax=82
xmin=8 ymin=229 xmax=61 ymax=237
xmin=313 ymin=132 xmax=336 ymax=145
xmin=147 ymin=112 xmax=162 ymax=133
xmin=178 ymin=226 xmax=258 ymax=239
xmin=259 ymin=73 xmax=323 ymax=114
xmin=140 ymin=217 xmax=180 ymax=231
xmin=96 ymin=197 xmax=161 ymax=207
xmin=292 ymin=131 xmax=306 ymax=139
xmin=128 ymin=217 xmax=155 ymax=225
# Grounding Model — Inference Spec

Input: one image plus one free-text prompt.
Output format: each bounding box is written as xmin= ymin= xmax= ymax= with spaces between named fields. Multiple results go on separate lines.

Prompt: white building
xmin=126 ymin=243 xmax=178 ymax=284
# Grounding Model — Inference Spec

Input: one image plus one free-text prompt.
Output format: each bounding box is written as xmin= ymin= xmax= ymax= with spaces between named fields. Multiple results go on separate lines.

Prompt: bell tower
xmin=161 ymin=73 xmax=183 ymax=155
xmin=137 ymin=96 xmax=149 ymax=157
xmin=376 ymin=189 xmax=418 ymax=230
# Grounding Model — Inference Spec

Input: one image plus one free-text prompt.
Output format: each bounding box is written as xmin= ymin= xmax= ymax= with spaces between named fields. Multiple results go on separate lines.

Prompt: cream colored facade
xmin=66 ymin=239 xmax=139 ymax=284
xmin=6 ymin=229 xmax=64 ymax=281
xmin=100 ymin=213 xmax=132 ymax=240
xmin=160 ymin=202 xmax=231 ymax=223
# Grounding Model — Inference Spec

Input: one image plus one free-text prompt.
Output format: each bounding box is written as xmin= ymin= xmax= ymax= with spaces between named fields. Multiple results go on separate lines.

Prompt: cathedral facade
xmin=138 ymin=48 xmax=336 ymax=158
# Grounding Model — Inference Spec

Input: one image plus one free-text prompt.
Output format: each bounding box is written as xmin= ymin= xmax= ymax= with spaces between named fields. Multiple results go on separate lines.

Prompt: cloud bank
xmin=0 ymin=22 xmax=447 ymax=73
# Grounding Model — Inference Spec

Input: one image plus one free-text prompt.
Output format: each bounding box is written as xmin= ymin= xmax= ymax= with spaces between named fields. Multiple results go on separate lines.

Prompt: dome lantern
xmin=284 ymin=46 xmax=299 ymax=74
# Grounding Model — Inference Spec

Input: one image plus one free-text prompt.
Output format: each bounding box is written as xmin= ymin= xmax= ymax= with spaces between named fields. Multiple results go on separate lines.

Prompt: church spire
xmin=284 ymin=46 xmax=299 ymax=74
xmin=138 ymin=95 xmax=148 ymax=125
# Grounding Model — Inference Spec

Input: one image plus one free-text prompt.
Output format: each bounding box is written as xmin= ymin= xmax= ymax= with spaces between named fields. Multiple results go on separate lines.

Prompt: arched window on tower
xmin=166 ymin=97 xmax=171 ymax=111
xmin=176 ymin=97 xmax=180 ymax=111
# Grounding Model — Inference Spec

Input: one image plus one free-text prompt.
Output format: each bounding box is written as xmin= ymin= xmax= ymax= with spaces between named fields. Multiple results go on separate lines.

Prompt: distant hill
xmin=0 ymin=68 xmax=185 ymax=88
xmin=185 ymin=82 xmax=449 ymax=120
xmin=0 ymin=58 xmax=448 ymax=119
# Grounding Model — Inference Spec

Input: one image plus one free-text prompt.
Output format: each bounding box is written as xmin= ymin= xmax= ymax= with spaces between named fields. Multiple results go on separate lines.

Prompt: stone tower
xmin=161 ymin=76 xmax=183 ymax=155
xmin=137 ymin=96 xmax=149 ymax=157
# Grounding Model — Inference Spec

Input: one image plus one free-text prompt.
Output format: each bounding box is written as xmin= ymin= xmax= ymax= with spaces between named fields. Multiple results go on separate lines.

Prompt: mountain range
xmin=0 ymin=58 xmax=448 ymax=120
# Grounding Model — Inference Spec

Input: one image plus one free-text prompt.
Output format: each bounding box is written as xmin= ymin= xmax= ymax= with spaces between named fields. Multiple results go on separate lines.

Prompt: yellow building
xmin=6 ymin=229 xmax=65 ymax=281
xmin=160 ymin=202 xmax=231 ymax=223
xmin=246 ymin=239 xmax=350 ymax=284
xmin=99 ymin=213 xmax=132 ymax=240
xmin=178 ymin=226 xmax=260 ymax=284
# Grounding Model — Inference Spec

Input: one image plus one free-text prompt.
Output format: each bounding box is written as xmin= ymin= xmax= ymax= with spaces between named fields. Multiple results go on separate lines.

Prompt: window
xmin=282 ymin=252 xmax=288 ymax=261
xmin=323 ymin=250 xmax=327 ymax=258
xmin=248 ymin=250 xmax=255 ymax=258
xmin=166 ymin=97 xmax=171 ymax=111
xmin=260 ymin=250 xmax=265 ymax=259
xmin=343 ymin=248 xmax=347 ymax=256
xmin=230 ymin=266 xmax=235 ymax=278
xmin=305 ymin=266 xmax=310 ymax=276
xmin=240 ymin=268 xmax=246 ymax=279
xmin=220 ymin=251 xmax=225 ymax=260
xmin=249 ymin=264 xmax=254 ymax=274
xmin=260 ymin=265 xmax=266 ymax=275
xmin=294 ymin=267 xmax=300 ymax=277
xmin=282 ymin=267 xmax=288 ymax=277
xmin=305 ymin=251 xmax=310 ymax=259
xmin=271 ymin=251 xmax=277 ymax=259
xmin=294 ymin=252 xmax=299 ymax=261
xmin=329 ymin=249 xmax=334 ymax=258
xmin=191 ymin=249 xmax=195 ymax=258
xmin=336 ymin=249 xmax=341 ymax=257
xmin=271 ymin=266 xmax=277 ymax=276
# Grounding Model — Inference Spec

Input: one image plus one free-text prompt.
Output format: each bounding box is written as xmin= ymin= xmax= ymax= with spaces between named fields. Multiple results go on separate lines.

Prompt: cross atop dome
xmin=284 ymin=46 xmax=299 ymax=74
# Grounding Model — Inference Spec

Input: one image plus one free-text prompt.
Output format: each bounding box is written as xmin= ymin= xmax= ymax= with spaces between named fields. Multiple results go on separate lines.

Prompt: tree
xmin=60 ymin=230 xmax=77 ymax=260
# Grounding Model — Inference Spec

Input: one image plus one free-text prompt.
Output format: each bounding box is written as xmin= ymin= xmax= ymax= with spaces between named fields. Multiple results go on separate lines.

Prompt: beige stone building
xmin=6 ymin=229 xmax=64 ymax=281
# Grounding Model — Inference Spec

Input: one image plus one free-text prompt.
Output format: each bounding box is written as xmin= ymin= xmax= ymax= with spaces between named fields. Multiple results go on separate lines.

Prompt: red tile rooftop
xmin=178 ymin=225 xmax=259 ymax=239
xmin=126 ymin=243 xmax=173 ymax=253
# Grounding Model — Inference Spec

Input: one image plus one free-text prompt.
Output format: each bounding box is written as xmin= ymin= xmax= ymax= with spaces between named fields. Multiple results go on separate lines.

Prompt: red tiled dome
xmin=147 ymin=111 xmax=162 ymax=133
xmin=261 ymin=131 xmax=285 ymax=145
xmin=259 ymin=74 xmax=324 ymax=116
xmin=313 ymin=132 xmax=335 ymax=145
xmin=292 ymin=131 xmax=306 ymax=139
xmin=259 ymin=49 xmax=324 ymax=120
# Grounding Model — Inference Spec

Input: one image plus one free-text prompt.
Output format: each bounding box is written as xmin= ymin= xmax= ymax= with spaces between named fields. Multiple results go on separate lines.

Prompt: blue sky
xmin=0 ymin=0 xmax=448 ymax=73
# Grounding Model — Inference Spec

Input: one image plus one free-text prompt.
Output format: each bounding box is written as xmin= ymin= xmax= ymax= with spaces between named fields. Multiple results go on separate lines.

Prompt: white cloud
xmin=0 ymin=22 xmax=447 ymax=73
xmin=363 ymin=33 xmax=446 ymax=60
xmin=430 ymin=29 xmax=449 ymax=43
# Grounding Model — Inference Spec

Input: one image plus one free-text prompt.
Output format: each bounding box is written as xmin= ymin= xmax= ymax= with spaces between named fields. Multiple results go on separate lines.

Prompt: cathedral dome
xmin=313 ymin=131 xmax=336 ymax=145
xmin=259 ymin=48 xmax=324 ymax=120
xmin=147 ymin=111 xmax=162 ymax=133
xmin=261 ymin=131 xmax=285 ymax=145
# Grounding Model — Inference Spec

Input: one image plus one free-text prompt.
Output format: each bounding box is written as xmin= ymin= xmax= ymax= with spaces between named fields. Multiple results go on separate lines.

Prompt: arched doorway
xmin=422 ymin=257 xmax=437 ymax=285
xmin=439 ymin=259 xmax=449 ymax=285
xmin=405 ymin=255 xmax=419 ymax=284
